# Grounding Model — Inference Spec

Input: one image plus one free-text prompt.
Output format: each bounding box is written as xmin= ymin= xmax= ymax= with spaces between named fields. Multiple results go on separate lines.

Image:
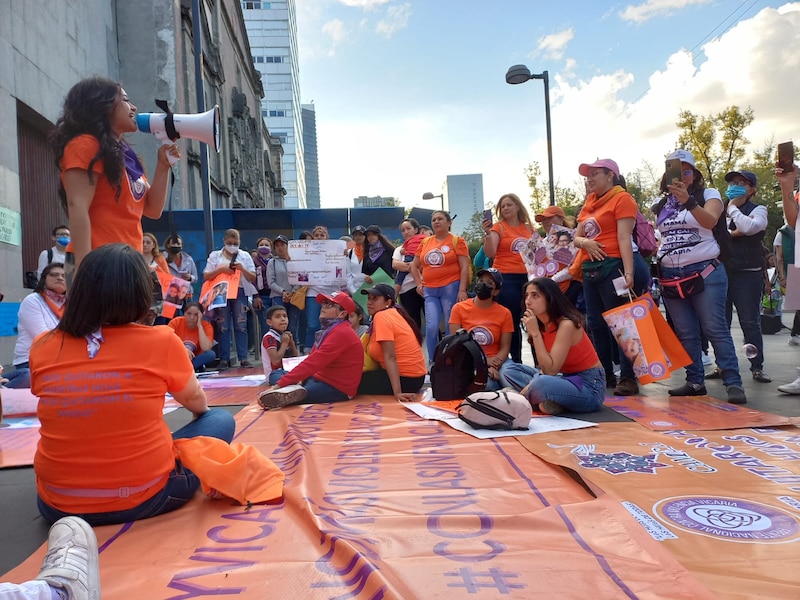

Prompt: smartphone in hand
xmin=483 ymin=209 xmax=493 ymax=225
xmin=665 ymin=158 xmax=683 ymax=185
xmin=777 ymin=141 xmax=794 ymax=173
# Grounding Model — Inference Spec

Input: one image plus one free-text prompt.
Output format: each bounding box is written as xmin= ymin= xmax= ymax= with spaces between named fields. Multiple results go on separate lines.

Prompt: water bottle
xmin=743 ymin=344 xmax=758 ymax=360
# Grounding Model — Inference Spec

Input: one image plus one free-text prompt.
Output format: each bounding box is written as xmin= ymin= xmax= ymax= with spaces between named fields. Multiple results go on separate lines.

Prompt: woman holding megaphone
xmin=51 ymin=77 xmax=179 ymax=273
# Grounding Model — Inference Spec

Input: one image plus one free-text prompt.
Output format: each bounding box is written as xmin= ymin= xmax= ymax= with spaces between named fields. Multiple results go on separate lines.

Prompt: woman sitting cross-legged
xmin=168 ymin=301 xmax=217 ymax=372
xmin=30 ymin=244 xmax=235 ymax=526
xmin=357 ymin=283 xmax=427 ymax=402
xmin=502 ymin=278 xmax=605 ymax=415
xmin=257 ymin=291 xmax=364 ymax=409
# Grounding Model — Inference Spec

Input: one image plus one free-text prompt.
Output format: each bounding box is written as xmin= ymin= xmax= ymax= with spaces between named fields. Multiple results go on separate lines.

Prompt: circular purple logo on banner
xmin=648 ymin=361 xmax=667 ymax=378
xmin=535 ymin=265 xmax=546 ymax=278
xmin=631 ymin=305 xmax=648 ymax=319
xmin=545 ymin=259 xmax=559 ymax=275
xmin=654 ymin=496 xmax=800 ymax=543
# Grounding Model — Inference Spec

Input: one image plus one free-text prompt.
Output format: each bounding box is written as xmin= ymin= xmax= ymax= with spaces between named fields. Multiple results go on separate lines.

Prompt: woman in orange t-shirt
xmin=409 ymin=210 xmax=470 ymax=362
xmin=481 ymin=193 xmax=536 ymax=363
xmin=51 ymin=77 xmax=179 ymax=272
xmin=357 ymin=283 xmax=427 ymax=400
xmin=30 ymin=244 xmax=235 ymax=526
xmin=141 ymin=232 xmax=169 ymax=274
xmin=571 ymin=159 xmax=650 ymax=397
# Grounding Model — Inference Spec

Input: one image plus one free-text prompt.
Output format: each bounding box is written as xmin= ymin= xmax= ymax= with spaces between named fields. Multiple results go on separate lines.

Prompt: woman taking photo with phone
xmin=481 ymin=193 xmax=536 ymax=363
xmin=653 ymin=150 xmax=745 ymax=404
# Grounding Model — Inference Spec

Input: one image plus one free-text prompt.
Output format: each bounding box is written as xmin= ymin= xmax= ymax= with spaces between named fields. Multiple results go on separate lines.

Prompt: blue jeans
xmin=268 ymin=368 xmax=287 ymax=385
xmin=725 ymin=269 xmax=764 ymax=371
xmin=191 ymin=350 xmax=217 ymax=371
xmin=304 ymin=376 xmax=349 ymax=403
xmin=4 ymin=365 xmax=30 ymax=389
xmin=500 ymin=363 xmax=605 ymax=413
xmin=423 ymin=280 xmax=460 ymax=361
xmin=661 ymin=260 xmax=742 ymax=388
xmin=215 ymin=287 xmax=249 ymax=362
xmin=495 ymin=273 xmax=527 ymax=363
xmin=582 ymin=253 xmax=650 ymax=380
xmin=37 ymin=409 xmax=236 ymax=526
xmin=304 ymin=298 xmax=322 ymax=350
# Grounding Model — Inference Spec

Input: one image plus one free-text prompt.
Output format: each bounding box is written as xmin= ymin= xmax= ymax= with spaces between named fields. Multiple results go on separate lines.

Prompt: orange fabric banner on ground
xmin=605 ymin=394 xmax=797 ymax=430
xmin=4 ymin=400 xmax=713 ymax=599
xmin=517 ymin=422 xmax=800 ymax=599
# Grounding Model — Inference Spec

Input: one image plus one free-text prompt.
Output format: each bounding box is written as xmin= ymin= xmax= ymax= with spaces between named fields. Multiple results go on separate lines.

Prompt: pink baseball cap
xmin=578 ymin=159 xmax=620 ymax=177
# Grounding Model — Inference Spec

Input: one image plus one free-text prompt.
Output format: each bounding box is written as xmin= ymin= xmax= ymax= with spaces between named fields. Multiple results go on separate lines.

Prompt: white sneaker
xmin=36 ymin=517 xmax=100 ymax=600
xmin=789 ymin=335 xmax=800 ymax=346
xmin=258 ymin=384 xmax=308 ymax=409
xmin=777 ymin=368 xmax=800 ymax=395
xmin=701 ymin=351 xmax=712 ymax=366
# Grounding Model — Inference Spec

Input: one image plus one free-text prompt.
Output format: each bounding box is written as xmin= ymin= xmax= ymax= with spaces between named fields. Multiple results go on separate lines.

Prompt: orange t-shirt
xmin=416 ymin=234 xmax=469 ymax=289
xmin=577 ymin=187 xmax=637 ymax=260
xmin=449 ymin=300 xmax=514 ymax=358
xmin=542 ymin=321 xmax=600 ymax=374
xmin=61 ymin=134 xmax=150 ymax=251
xmin=31 ymin=324 xmax=194 ymax=513
xmin=489 ymin=222 xmax=534 ymax=273
xmin=169 ymin=316 xmax=214 ymax=353
xmin=367 ymin=308 xmax=427 ymax=377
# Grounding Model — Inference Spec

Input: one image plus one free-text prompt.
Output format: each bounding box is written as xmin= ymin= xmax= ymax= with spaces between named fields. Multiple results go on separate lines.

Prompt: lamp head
xmin=422 ymin=192 xmax=438 ymax=200
xmin=506 ymin=64 xmax=532 ymax=85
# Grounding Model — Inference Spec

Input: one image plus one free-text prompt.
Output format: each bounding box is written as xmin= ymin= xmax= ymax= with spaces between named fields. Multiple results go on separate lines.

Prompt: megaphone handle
xmin=158 ymin=138 xmax=180 ymax=166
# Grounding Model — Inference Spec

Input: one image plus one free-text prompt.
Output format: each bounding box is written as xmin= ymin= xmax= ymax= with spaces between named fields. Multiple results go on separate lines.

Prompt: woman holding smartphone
xmin=481 ymin=193 xmax=536 ymax=363
xmin=652 ymin=150 xmax=745 ymax=404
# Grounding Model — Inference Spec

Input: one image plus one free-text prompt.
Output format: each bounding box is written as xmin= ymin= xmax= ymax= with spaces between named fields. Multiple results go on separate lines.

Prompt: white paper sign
xmin=287 ymin=240 xmax=347 ymax=286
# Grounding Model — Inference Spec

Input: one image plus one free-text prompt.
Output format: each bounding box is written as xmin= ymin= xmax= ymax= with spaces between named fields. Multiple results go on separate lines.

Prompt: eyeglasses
xmin=682 ymin=169 xmax=694 ymax=177
xmin=320 ymin=302 xmax=337 ymax=309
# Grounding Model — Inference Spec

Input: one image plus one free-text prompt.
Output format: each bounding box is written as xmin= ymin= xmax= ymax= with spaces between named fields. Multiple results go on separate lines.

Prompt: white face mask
xmin=224 ymin=244 xmax=239 ymax=254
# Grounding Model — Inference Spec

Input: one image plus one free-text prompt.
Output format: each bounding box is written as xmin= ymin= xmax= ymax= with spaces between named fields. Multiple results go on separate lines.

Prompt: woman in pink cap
xmin=572 ymin=159 xmax=649 ymax=396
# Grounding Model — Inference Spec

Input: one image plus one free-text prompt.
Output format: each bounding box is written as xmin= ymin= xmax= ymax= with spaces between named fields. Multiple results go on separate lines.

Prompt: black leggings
xmin=358 ymin=369 xmax=426 ymax=395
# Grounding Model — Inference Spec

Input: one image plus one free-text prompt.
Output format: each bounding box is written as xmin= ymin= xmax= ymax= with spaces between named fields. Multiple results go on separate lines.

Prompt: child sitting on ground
xmin=261 ymin=304 xmax=298 ymax=384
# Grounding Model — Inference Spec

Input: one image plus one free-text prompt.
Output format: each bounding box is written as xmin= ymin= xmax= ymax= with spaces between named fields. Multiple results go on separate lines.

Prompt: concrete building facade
xmin=302 ymin=103 xmax=320 ymax=209
xmin=445 ymin=173 xmax=485 ymax=236
xmin=243 ymin=0 xmax=305 ymax=208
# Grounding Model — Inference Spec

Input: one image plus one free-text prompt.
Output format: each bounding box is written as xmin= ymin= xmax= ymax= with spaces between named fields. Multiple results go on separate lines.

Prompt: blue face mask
xmin=725 ymin=185 xmax=748 ymax=201
xmin=56 ymin=236 xmax=70 ymax=247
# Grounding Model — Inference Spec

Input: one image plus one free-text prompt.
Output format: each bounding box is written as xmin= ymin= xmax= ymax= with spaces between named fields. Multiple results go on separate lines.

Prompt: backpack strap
xmin=455 ymin=336 xmax=489 ymax=387
xmin=457 ymin=391 xmax=515 ymax=430
xmin=47 ymin=248 xmax=53 ymax=264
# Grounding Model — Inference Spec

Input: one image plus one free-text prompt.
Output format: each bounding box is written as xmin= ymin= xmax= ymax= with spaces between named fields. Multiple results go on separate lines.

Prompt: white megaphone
xmin=136 ymin=99 xmax=220 ymax=165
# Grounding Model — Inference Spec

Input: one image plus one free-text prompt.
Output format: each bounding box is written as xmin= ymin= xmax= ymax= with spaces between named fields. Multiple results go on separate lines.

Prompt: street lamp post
xmin=505 ymin=64 xmax=555 ymax=206
xmin=422 ymin=192 xmax=444 ymax=211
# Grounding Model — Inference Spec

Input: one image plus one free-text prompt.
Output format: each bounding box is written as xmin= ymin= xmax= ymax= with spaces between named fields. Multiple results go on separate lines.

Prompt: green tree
xmin=676 ymin=105 xmax=754 ymax=187
xmin=524 ymin=161 xmax=582 ymax=218
xmin=460 ymin=210 xmax=487 ymax=245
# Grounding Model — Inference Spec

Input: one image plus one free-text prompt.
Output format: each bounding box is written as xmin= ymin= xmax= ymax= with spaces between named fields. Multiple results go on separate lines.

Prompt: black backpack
xmin=430 ymin=329 xmax=489 ymax=401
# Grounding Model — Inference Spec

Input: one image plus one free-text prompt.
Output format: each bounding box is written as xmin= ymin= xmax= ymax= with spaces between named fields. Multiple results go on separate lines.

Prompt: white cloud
xmin=535 ymin=28 xmax=575 ymax=60
xmin=321 ymin=19 xmax=348 ymax=56
xmin=534 ymin=4 xmax=800 ymax=197
xmin=376 ymin=3 xmax=412 ymax=38
xmin=339 ymin=0 xmax=391 ymax=9
xmin=619 ymin=0 xmax=712 ymax=24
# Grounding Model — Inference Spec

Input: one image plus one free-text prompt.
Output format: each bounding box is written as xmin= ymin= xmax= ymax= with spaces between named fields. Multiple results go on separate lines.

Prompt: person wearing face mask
xmin=164 ymin=234 xmax=198 ymax=290
xmin=449 ymin=269 xmax=515 ymax=391
xmin=258 ymin=291 xmax=363 ymax=409
xmin=36 ymin=225 xmax=71 ymax=279
xmin=252 ymin=236 xmax=273 ymax=340
xmin=203 ymin=229 xmax=258 ymax=369
xmin=705 ymin=170 xmax=770 ymax=383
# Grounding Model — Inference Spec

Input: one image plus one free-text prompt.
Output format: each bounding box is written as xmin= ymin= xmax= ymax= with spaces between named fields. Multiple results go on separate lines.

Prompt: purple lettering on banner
xmin=166 ymin=548 xmax=264 ymax=598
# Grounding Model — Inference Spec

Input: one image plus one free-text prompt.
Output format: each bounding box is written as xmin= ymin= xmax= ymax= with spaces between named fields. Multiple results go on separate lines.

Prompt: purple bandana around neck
xmin=122 ymin=142 xmax=147 ymax=200
xmin=657 ymin=194 xmax=682 ymax=227
xmin=368 ymin=241 xmax=385 ymax=263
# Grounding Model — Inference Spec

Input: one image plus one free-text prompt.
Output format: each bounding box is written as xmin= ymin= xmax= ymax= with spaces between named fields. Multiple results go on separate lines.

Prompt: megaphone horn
xmin=136 ymin=104 xmax=221 ymax=160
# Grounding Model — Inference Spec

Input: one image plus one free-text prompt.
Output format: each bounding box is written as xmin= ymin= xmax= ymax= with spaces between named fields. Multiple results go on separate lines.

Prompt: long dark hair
xmin=34 ymin=263 xmax=66 ymax=294
xmin=361 ymin=231 xmax=395 ymax=257
xmin=379 ymin=300 xmax=423 ymax=344
xmin=58 ymin=244 xmax=153 ymax=337
xmin=50 ymin=77 xmax=130 ymax=209
xmin=526 ymin=278 xmax=584 ymax=331
xmin=654 ymin=165 xmax=706 ymax=216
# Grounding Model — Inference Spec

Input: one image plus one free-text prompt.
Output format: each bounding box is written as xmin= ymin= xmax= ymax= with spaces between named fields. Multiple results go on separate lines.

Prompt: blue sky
xmin=297 ymin=1 xmax=800 ymax=210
